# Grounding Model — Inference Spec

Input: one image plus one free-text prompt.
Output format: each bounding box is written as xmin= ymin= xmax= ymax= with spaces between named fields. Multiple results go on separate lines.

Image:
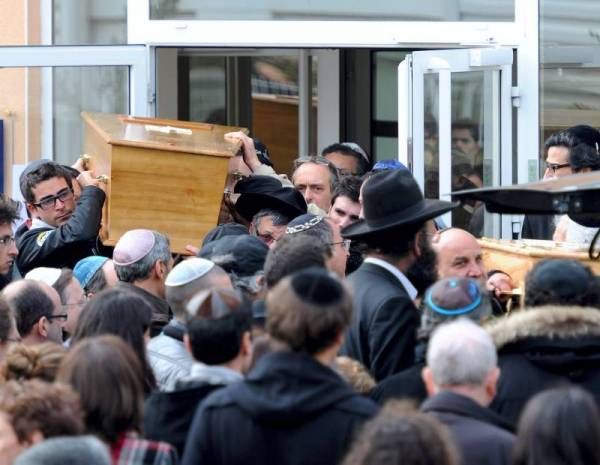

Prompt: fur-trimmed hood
xmin=487 ymin=305 xmax=600 ymax=351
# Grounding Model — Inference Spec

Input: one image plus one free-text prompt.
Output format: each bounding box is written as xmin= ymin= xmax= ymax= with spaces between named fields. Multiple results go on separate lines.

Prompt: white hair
xmin=426 ymin=318 xmax=497 ymax=387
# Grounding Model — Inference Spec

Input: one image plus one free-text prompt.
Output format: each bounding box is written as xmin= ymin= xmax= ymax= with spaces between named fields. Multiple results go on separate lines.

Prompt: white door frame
xmin=127 ymin=0 xmax=540 ymax=191
xmin=399 ymin=47 xmax=513 ymax=235
xmin=0 ymin=45 xmax=149 ymax=117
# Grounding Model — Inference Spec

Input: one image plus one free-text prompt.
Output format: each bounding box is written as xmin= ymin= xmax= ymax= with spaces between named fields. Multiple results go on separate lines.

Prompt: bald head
xmin=432 ymin=228 xmax=485 ymax=281
xmin=165 ymin=262 xmax=232 ymax=320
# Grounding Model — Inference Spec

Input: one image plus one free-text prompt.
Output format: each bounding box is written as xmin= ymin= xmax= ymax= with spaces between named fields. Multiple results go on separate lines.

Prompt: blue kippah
xmin=424 ymin=278 xmax=482 ymax=316
xmin=73 ymin=256 xmax=109 ymax=289
xmin=372 ymin=159 xmax=408 ymax=172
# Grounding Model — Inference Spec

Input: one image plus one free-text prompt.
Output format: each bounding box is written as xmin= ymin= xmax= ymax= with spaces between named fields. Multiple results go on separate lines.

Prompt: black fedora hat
xmin=342 ymin=170 xmax=457 ymax=239
xmin=234 ymin=175 xmax=307 ymax=222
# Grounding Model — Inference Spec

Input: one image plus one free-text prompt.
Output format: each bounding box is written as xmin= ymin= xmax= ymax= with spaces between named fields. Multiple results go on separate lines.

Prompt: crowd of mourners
xmin=0 ymin=126 xmax=599 ymax=465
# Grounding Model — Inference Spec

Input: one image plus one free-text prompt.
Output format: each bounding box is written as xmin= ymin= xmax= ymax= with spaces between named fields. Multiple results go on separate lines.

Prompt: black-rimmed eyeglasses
xmin=0 ymin=235 xmax=15 ymax=246
xmin=33 ymin=188 xmax=74 ymax=211
xmin=544 ymin=162 xmax=570 ymax=175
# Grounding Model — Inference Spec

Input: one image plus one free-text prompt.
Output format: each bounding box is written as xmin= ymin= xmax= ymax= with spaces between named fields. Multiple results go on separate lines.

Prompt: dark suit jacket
xmin=341 ymin=262 xmax=420 ymax=382
xmin=521 ymin=214 xmax=554 ymax=240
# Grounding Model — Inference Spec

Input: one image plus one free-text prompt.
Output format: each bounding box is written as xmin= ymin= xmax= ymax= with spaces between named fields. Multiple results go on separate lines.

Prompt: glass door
xmin=398 ymin=48 xmax=513 ymax=238
xmin=0 ymin=45 xmax=148 ymax=196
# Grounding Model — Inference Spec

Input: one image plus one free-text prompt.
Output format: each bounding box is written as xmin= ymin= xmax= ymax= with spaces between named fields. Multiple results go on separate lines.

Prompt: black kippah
xmin=290 ymin=268 xmax=343 ymax=305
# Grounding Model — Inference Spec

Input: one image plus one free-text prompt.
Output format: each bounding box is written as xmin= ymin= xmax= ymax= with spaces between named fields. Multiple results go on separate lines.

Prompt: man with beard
xmin=340 ymin=170 xmax=456 ymax=382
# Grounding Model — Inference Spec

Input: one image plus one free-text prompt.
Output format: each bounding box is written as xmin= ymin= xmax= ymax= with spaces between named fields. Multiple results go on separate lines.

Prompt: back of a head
xmin=71 ymin=287 xmax=152 ymax=347
xmin=165 ymin=258 xmax=230 ymax=319
xmin=286 ymin=213 xmax=333 ymax=245
xmin=421 ymin=278 xmax=492 ymax=337
xmin=524 ymin=259 xmax=600 ymax=308
xmin=4 ymin=280 xmax=54 ymax=337
xmin=0 ymin=194 xmax=21 ymax=227
xmin=321 ymin=142 xmax=371 ymax=175
xmin=426 ymin=319 xmax=496 ymax=387
xmin=513 ymin=386 xmax=600 ymax=465
xmin=14 ymin=435 xmax=111 ymax=465
xmin=0 ymin=342 xmax=66 ymax=382
xmin=70 ymin=287 xmax=154 ymax=391
xmin=264 ymin=234 xmax=329 ymax=288
xmin=73 ymin=256 xmax=110 ymax=294
xmin=113 ymin=229 xmax=171 ymax=283
xmin=266 ymin=268 xmax=352 ymax=354
xmin=342 ymin=401 xmax=458 ymax=465
xmin=57 ymin=335 xmax=144 ymax=444
xmin=186 ymin=287 xmax=252 ymax=365
xmin=564 ymin=124 xmax=600 ymax=149
xmin=0 ymin=379 xmax=84 ymax=444
xmin=569 ymin=143 xmax=600 ymax=173
xmin=0 ymin=295 xmax=14 ymax=343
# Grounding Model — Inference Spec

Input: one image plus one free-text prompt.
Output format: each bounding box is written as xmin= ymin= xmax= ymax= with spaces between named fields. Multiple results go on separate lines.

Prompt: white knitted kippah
xmin=165 ymin=257 xmax=215 ymax=287
xmin=25 ymin=267 xmax=62 ymax=287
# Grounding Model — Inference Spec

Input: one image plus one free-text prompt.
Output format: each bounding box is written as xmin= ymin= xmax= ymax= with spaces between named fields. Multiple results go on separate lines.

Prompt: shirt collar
xmin=189 ymin=362 xmax=243 ymax=385
xmin=30 ymin=218 xmax=55 ymax=230
xmin=363 ymin=257 xmax=418 ymax=300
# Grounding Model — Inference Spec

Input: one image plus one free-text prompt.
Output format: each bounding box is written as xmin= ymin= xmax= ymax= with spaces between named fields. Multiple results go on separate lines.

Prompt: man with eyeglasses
xmin=285 ymin=214 xmax=349 ymax=277
xmin=0 ymin=195 xmax=21 ymax=290
xmin=522 ymin=126 xmax=600 ymax=240
xmin=25 ymin=267 xmax=87 ymax=340
xmin=2 ymin=279 xmax=65 ymax=345
xmin=15 ymin=159 xmax=105 ymax=274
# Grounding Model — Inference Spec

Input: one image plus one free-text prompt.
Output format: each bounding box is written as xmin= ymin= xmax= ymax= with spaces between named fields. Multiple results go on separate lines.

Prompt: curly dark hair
xmin=0 ymin=379 xmax=84 ymax=443
xmin=0 ymin=195 xmax=20 ymax=226
xmin=342 ymin=401 xmax=458 ymax=465
xmin=0 ymin=342 xmax=66 ymax=382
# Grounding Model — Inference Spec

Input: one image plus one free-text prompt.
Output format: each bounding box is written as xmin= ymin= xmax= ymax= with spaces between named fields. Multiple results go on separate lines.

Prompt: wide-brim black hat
xmin=234 ymin=175 xmax=307 ymax=222
xmin=342 ymin=170 xmax=458 ymax=239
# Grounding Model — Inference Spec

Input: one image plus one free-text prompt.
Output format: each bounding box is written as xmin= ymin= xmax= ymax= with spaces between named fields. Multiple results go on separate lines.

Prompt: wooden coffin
xmin=82 ymin=112 xmax=246 ymax=254
xmin=479 ymin=237 xmax=600 ymax=288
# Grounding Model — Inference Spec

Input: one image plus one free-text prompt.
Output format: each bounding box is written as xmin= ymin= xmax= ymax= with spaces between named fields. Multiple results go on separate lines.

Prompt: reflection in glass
xmin=53 ymin=67 xmax=128 ymax=165
xmin=450 ymin=71 xmax=501 ymax=237
xmin=187 ymin=57 xmax=227 ymax=124
xmin=53 ymin=0 xmax=127 ymax=45
xmin=540 ymin=1 xmax=600 ymax=172
xmin=150 ymin=0 xmax=514 ymax=21
xmin=424 ymin=73 xmax=439 ymax=200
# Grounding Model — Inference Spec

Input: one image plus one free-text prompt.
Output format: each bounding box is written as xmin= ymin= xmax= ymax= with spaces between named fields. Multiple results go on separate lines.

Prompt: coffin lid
xmin=81 ymin=112 xmax=247 ymax=158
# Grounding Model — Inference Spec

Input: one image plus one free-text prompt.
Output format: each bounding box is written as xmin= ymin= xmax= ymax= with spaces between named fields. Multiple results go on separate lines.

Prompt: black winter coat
xmin=521 ymin=214 xmax=554 ymax=240
xmin=488 ymin=305 xmax=600 ymax=425
xmin=16 ymin=185 xmax=105 ymax=274
xmin=144 ymin=383 xmax=224 ymax=458
xmin=369 ymin=341 xmax=427 ymax=404
xmin=422 ymin=391 xmax=515 ymax=465
xmin=341 ymin=262 xmax=420 ymax=382
xmin=181 ymin=351 xmax=377 ymax=465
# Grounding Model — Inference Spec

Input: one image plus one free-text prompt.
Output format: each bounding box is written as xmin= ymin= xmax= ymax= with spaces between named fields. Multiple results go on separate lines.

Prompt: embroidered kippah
xmin=286 ymin=214 xmax=323 ymax=235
